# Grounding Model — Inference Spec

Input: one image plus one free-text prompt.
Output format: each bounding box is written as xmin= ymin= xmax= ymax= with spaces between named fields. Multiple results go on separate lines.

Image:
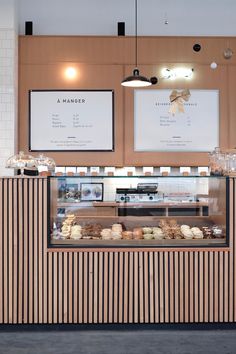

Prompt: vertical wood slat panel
xmin=229 ymin=178 xmax=234 ymax=322
xmin=134 ymin=252 xmax=139 ymax=323
xmin=13 ymin=179 xmax=18 ymax=323
xmin=154 ymin=252 xmax=159 ymax=323
xmin=63 ymin=252 xmax=68 ymax=323
xmin=194 ymin=252 xmax=199 ymax=323
xmin=3 ymin=179 xmax=8 ymax=323
xmin=159 ymin=252 xmax=164 ymax=323
xmin=174 ymin=252 xmax=179 ymax=323
xmin=184 ymin=252 xmax=189 ymax=323
xmin=98 ymin=252 xmax=103 ymax=323
xmin=103 ymin=252 xmax=108 ymax=323
xmin=53 ymin=252 xmax=58 ymax=324
xmin=209 ymin=252 xmax=214 ymax=322
xmin=204 ymin=252 xmax=209 ymax=323
xmin=179 ymin=252 xmax=183 ymax=323
xmin=43 ymin=178 xmax=48 ymax=324
xmin=93 ymin=252 xmax=98 ymax=324
xmin=234 ymin=178 xmax=236 ymax=322
xmin=0 ymin=179 xmax=2 ymax=323
xmin=199 ymin=252 xmax=204 ymax=323
xmin=139 ymin=252 xmax=144 ymax=323
xmin=23 ymin=179 xmax=28 ymax=323
xmin=0 ymin=177 xmax=235 ymax=325
xmin=83 ymin=252 xmax=88 ymax=323
xmin=73 ymin=252 xmax=78 ymax=324
xmin=144 ymin=252 xmax=149 ymax=323
xmin=33 ymin=179 xmax=38 ymax=323
xmin=38 ymin=179 xmax=43 ymax=323
xmin=128 ymin=252 xmax=134 ymax=323
xmin=214 ymin=252 xmax=219 ymax=322
xmin=28 ymin=179 xmax=33 ymax=323
xmin=169 ymin=252 xmax=174 ymax=323
xmin=48 ymin=252 xmax=52 ymax=323
xmin=58 ymin=253 xmax=63 ymax=323
xmin=113 ymin=252 xmax=118 ymax=323
xmin=224 ymin=252 xmax=229 ymax=322
xmin=189 ymin=252 xmax=194 ymax=323
xmin=88 ymin=252 xmax=93 ymax=324
xmin=149 ymin=252 xmax=154 ymax=323
xmin=124 ymin=252 xmax=129 ymax=323
xmin=78 ymin=252 xmax=83 ymax=323
xmin=8 ymin=179 xmax=13 ymax=323
xmin=119 ymin=253 xmax=124 ymax=323
xmin=108 ymin=252 xmax=113 ymax=323
xmin=219 ymin=252 xmax=224 ymax=322
xmin=68 ymin=252 xmax=73 ymax=323
xmin=164 ymin=252 xmax=169 ymax=323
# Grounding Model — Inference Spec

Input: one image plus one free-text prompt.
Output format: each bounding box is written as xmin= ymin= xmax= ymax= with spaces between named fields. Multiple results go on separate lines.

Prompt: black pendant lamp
xmin=121 ymin=0 xmax=151 ymax=87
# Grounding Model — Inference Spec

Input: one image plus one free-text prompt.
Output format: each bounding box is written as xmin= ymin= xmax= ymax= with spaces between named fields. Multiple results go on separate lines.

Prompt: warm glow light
xmin=64 ymin=67 xmax=77 ymax=80
xmin=121 ymin=79 xmax=152 ymax=87
xmin=161 ymin=67 xmax=194 ymax=80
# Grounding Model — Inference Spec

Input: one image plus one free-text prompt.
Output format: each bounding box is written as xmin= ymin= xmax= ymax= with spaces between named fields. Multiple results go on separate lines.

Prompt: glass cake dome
xmin=6 ymin=151 xmax=38 ymax=176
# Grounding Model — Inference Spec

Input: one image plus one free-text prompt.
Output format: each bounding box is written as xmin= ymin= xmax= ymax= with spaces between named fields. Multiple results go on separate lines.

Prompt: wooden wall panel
xmin=228 ymin=65 xmax=236 ymax=148
xmin=19 ymin=36 xmax=236 ymax=66
xmin=0 ymin=177 xmax=235 ymax=324
xmin=19 ymin=36 xmax=236 ymax=167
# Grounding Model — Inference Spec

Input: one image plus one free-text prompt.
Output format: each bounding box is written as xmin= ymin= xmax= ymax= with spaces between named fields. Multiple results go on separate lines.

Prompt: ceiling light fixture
xmin=121 ymin=0 xmax=152 ymax=87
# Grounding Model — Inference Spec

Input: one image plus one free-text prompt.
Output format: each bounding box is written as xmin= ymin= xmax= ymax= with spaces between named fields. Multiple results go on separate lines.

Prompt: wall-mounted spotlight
xmin=64 ymin=67 xmax=78 ymax=80
xmin=150 ymin=77 xmax=158 ymax=85
xmin=193 ymin=43 xmax=201 ymax=52
xmin=161 ymin=67 xmax=194 ymax=80
xmin=223 ymin=48 xmax=233 ymax=59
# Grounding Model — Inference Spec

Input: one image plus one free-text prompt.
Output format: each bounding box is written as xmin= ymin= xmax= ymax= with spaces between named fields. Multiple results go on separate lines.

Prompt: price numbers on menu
xmin=73 ymin=113 xmax=80 ymax=128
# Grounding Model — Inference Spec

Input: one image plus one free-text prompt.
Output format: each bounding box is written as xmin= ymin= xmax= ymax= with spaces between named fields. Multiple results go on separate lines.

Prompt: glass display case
xmin=48 ymin=175 xmax=229 ymax=248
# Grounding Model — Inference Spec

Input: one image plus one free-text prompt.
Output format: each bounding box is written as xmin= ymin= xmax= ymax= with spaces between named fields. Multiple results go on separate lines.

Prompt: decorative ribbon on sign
xmin=168 ymin=89 xmax=191 ymax=115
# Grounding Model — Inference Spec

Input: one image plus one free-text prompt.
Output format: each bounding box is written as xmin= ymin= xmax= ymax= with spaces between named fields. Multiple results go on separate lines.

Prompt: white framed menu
xmin=134 ymin=89 xmax=219 ymax=152
xmin=29 ymin=90 xmax=114 ymax=151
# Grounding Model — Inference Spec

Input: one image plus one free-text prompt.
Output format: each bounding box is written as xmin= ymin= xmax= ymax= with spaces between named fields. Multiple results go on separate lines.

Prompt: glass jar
xmin=209 ymin=147 xmax=225 ymax=176
xmin=36 ymin=154 xmax=56 ymax=174
xmin=228 ymin=153 xmax=236 ymax=175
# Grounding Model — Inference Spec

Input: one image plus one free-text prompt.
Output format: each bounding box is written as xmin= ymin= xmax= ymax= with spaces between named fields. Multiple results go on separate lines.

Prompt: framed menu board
xmin=134 ymin=89 xmax=219 ymax=152
xmin=29 ymin=90 xmax=114 ymax=151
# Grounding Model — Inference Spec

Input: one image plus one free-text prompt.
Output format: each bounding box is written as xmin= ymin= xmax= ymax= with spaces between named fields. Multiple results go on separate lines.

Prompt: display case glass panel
xmin=48 ymin=175 xmax=229 ymax=248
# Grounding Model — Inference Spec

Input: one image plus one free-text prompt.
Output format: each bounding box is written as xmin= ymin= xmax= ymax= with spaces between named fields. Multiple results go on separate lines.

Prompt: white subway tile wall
xmin=0 ymin=29 xmax=17 ymax=176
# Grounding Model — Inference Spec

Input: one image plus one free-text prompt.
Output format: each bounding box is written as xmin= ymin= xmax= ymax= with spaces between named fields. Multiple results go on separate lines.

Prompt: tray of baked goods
xmin=50 ymin=214 xmax=226 ymax=246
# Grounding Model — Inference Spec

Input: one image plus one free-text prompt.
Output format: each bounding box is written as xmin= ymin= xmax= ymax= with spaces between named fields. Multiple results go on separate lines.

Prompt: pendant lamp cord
xmin=135 ymin=0 xmax=138 ymax=68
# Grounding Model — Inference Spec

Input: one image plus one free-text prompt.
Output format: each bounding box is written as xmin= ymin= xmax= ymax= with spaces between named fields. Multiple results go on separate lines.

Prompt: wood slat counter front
xmin=0 ymin=176 xmax=235 ymax=324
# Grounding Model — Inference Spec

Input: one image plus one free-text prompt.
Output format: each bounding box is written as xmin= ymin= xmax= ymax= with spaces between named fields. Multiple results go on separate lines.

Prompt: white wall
xmin=18 ymin=0 xmax=236 ymax=36
xmin=0 ymin=0 xmax=17 ymax=176
xmin=0 ymin=0 xmax=17 ymax=29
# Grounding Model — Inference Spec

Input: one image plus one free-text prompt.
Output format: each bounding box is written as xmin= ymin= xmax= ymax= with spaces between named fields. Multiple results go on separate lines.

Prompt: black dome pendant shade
xmin=121 ymin=0 xmax=152 ymax=87
xmin=122 ymin=68 xmax=152 ymax=87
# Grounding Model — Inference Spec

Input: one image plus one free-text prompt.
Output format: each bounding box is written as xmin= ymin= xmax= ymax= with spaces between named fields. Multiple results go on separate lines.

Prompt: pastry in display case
xmin=48 ymin=175 xmax=228 ymax=248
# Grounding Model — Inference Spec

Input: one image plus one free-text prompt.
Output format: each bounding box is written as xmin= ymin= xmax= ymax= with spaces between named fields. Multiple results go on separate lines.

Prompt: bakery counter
xmin=0 ymin=176 xmax=235 ymax=325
